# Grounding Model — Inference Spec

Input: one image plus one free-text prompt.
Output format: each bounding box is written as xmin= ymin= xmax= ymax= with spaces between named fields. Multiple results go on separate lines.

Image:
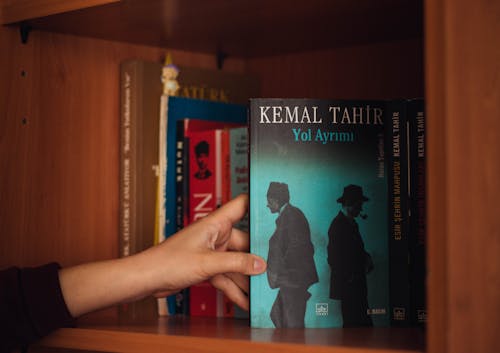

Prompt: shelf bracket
xmin=216 ymin=49 xmax=228 ymax=70
xmin=19 ymin=22 xmax=32 ymax=44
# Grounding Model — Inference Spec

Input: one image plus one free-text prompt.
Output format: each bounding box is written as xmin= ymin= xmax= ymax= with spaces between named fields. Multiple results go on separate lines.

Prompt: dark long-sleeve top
xmin=0 ymin=263 xmax=75 ymax=353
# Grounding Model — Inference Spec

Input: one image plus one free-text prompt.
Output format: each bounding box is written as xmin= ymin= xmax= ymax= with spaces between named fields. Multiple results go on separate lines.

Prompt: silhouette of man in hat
xmin=266 ymin=182 xmax=318 ymax=328
xmin=327 ymin=184 xmax=374 ymax=327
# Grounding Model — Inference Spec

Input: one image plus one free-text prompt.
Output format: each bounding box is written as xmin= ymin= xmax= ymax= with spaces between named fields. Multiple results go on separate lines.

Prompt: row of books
xmin=118 ymin=58 xmax=257 ymax=320
xmin=248 ymin=98 xmax=426 ymax=328
xmin=118 ymin=58 xmax=427 ymax=327
xmin=175 ymin=121 xmax=249 ymax=318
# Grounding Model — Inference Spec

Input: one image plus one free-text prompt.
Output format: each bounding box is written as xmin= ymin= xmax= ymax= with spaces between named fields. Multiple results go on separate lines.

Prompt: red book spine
xmin=188 ymin=129 xmax=233 ymax=317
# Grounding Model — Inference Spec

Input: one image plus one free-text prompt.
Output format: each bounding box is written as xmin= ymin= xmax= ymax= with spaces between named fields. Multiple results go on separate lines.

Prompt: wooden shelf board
xmin=36 ymin=315 xmax=425 ymax=353
xmin=0 ymin=0 xmax=119 ymax=24
xmin=1 ymin=0 xmax=423 ymax=58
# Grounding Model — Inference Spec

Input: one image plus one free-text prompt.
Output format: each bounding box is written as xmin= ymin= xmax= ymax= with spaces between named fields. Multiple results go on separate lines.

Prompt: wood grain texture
xmin=3 ymin=0 xmax=499 ymax=351
xmin=424 ymin=0 xmax=448 ymax=352
xmin=2 ymin=0 xmax=423 ymax=57
xmin=0 ymin=26 xmax=245 ymax=269
xmin=425 ymin=0 xmax=500 ymax=353
xmin=247 ymin=39 xmax=424 ymax=99
xmin=0 ymin=0 xmax=120 ymax=24
xmin=443 ymin=0 xmax=500 ymax=352
xmin=35 ymin=316 xmax=424 ymax=353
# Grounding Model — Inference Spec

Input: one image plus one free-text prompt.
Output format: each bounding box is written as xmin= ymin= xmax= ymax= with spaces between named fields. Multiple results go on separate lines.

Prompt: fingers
xmin=202 ymin=251 xmax=266 ymax=278
xmin=225 ymin=272 xmax=249 ymax=294
xmin=227 ymin=228 xmax=249 ymax=252
xmin=210 ymin=274 xmax=249 ymax=311
xmin=208 ymin=194 xmax=248 ymax=225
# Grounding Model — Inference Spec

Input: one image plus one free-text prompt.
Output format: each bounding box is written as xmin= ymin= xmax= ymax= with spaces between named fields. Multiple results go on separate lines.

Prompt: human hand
xmin=141 ymin=194 xmax=266 ymax=311
xmin=59 ymin=194 xmax=265 ymax=317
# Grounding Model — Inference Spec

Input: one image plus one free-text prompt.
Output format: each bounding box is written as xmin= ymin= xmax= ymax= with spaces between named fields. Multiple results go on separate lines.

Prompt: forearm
xmin=58 ymin=195 xmax=266 ymax=318
xmin=58 ymin=251 xmax=158 ymax=317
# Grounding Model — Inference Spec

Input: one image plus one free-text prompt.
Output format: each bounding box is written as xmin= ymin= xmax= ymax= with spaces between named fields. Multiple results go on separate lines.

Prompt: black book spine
xmin=174 ymin=119 xmax=190 ymax=315
xmin=175 ymin=120 xmax=186 ymax=233
xmin=408 ymin=98 xmax=427 ymax=326
xmin=386 ymin=99 xmax=411 ymax=326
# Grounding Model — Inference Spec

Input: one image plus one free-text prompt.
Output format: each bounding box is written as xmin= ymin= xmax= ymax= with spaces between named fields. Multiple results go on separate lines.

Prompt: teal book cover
xmin=249 ymin=98 xmax=390 ymax=328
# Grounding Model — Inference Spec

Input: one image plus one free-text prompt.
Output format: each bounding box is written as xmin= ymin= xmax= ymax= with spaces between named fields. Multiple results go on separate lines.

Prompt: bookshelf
xmin=1 ymin=1 xmax=498 ymax=353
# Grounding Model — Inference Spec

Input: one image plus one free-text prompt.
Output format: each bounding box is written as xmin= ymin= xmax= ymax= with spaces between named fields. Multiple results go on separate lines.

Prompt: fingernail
xmin=253 ymin=259 xmax=265 ymax=272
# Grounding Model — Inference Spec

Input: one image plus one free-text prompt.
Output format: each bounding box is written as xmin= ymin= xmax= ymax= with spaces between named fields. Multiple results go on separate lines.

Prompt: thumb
xmin=202 ymin=252 xmax=266 ymax=277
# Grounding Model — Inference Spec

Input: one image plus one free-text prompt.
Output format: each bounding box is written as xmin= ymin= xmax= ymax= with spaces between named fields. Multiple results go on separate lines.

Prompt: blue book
xmin=249 ymin=98 xmax=390 ymax=328
xmin=161 ymin=96 xmax=247 ymax=314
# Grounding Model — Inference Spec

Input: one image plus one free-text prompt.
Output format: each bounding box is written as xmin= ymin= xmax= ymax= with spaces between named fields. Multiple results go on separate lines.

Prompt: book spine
xmin=229 ymin=127 xmax=250 ymax=319
xmin=118 ymin=61 xmax=139 ymax=320
xmin=229 ymin=127 xmax=249 ymax=232
xmin=158 ymin=95 xmax=168 ymax=245
xmin=408 ymin=98 xmax=427 ymax=326
xmin=157 ymin=92 xmax=171 ymax=317
xmin=175 ymin=120 xmax=186 ymax=232
xmin=386 ymin=99 xmax=411 ymax=326
xmin=189 ymin=130 xmax=217 ymax=317
xmin=218 ymin=130 xmax=234 ymax=318
xmin=119 ymin=61 xmax=136 ymax=260
xmin=119 ymin=61 xmax=162 ymax=320
xmin=188 ymin=129 xmax=233 ymax=317
xmin=174 ymin=119 xmax=189 ymax=315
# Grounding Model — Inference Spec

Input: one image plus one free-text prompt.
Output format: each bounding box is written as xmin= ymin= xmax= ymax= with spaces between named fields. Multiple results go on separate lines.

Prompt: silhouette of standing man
xmin=327 ymin=184 xmax=374 ymax=327
xmin=266 ymin=182 xmax=318 ymax=328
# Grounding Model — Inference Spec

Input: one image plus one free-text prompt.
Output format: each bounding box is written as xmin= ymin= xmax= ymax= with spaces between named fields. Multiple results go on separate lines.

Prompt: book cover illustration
xmin=249 ymin=98 xmax=389 ymax=328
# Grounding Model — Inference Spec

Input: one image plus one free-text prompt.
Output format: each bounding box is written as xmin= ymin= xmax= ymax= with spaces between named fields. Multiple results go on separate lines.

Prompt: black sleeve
xmin=0 ymin=263 xmax=76 ymax=353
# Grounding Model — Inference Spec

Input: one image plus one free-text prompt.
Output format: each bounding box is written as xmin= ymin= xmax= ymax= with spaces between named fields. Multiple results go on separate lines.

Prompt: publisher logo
xmin=315 ymin=303 xmax=328 ymax=316
xmin=417 ymin=310 xmax=427 ymax=323
xmin=393 ymin=307 xmax=406 ymax=321
xmin=368 ymin=308 xmax=386 ymax=315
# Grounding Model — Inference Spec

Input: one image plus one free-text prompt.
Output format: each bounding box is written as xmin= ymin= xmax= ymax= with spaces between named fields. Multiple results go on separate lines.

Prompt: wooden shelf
xmin=2 ymin=1 xmax=499 ymax=353
xmin=35 ymin=314 xmax=425 ymax=353
xmin=0 ymin=0 xmax=423 ymax=58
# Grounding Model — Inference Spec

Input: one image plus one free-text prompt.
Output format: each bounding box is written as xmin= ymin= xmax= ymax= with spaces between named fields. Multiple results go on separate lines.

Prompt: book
xmin=249 ymin=98 xmax=390 ymax=328
xmin=174 ymin=119 xmax=244 ymax=315
xmin=155 ymin=61 xmax=259 ymax=244
xmin=118 ymin=59 xmax=161 ymax=320
xmin=408 ymin=98 xmax=426 ymax=326
xmin=119 ymin=59 xmax=254 ymax=316
xmin=187 ymin=128 xmax=233 ymax=317
xmin=176 ymin=119 xmax=244 ymax=232
xmin=228 ymin=126 xmax=250 ymax=319
xmin=176 ymin=66 xmax=260 ymax=105
xmin=143 ymin=59 xmax=258 ymax=315
xmin=158 ymin=97 xmax=248 ymax=315
xmin=229 ymin=127 xmax=250 ymax=232
xmin=160 ymin=97 xmax=247 ymax=243
xmin=385 ymin=100 xmax=411 ymax=326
